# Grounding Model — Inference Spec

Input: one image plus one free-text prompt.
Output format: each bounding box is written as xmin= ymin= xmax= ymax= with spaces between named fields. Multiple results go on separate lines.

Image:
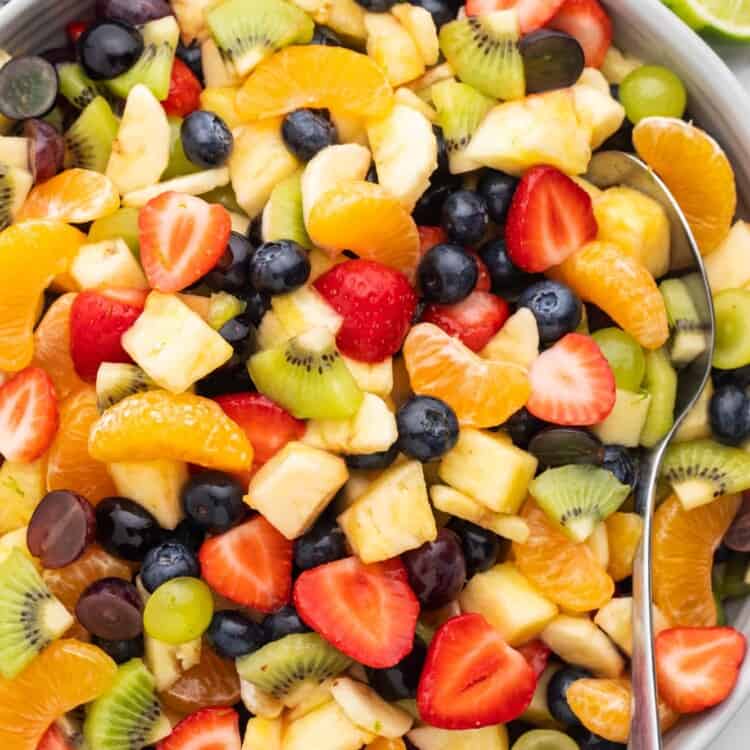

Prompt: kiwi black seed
xmin=64 ymin=96 xmax=120 ymax=172
xmin=96 ymin=363 xmax=157 ymax=413
xmin=0 ymin=163 xmax=33 ymax=230
xmin=57 ymin=63 xmax=101 ymax=110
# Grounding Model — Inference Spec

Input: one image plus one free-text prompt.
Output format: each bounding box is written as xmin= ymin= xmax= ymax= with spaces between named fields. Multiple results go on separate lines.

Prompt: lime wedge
xmin=664 ymin=0 xmax=750 ymax=41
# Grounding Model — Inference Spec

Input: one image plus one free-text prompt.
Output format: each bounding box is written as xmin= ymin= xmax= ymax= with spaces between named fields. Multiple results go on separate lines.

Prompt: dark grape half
xmin=520 ymin=30 xmax=585 ymax=94
xmin=76 ymin=577 xmax=144 ymax=640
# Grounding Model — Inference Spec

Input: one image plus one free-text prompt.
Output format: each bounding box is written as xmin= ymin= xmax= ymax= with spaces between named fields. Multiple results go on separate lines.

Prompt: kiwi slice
xmin=713 ymin=288 xmax=750 ymax=371
xmin=660 ymin=277 xmax=708 ymax=367
xmin=64 ymin=96 xmax=119 ymax=173
xmin=431 ymin=79 xmax=493 ymax=175
xmin=529 ymin=464 xmax=630 ymax=542
xmin=660 ymin=439 xmax=750 ymax=510
xmin=57 ymin=63 xmax=101 ymax=110
xmin=0 ymin=164 xmax=33 ymax=231
xmin=206 ymin=0 xmax=315 ymax=78
xmin=640 ymin=347 xmax=677 ymax=449
xmin=162 ymin=116 xmax=202 ymax=181
xmin=89 ymin=207 xmax=141 ymax=257
xmin=248 ymin=327 xmax=364 ymax=420
xmin=0 ymin=549 xmax=73 ymax=679
xmin=208 ymin=292 xmax=247 ymax=330
xmin=439 ymin=11 xmax=525 ymax=101
xmin=84 ymin=658 xmax=171 ymax=750
xmin=261 ymin=170 xmax=313 ymax=249
xmin=236 ymin=632 xmax=352 ymax=701
xmin=96 ymin=363 xmax=157 ymax=413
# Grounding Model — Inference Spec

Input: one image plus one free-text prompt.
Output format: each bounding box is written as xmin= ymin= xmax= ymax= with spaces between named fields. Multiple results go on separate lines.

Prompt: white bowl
xmin=0 ymin=0 xmax=749 ymax=747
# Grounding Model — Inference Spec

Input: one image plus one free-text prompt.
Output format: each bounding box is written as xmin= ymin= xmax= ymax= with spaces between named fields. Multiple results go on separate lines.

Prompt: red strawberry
xmin=214 ymin=393 xmax=305 ymax=466
xmin=158 ymin=708 xmax=241 ymax=750
xmin=66 ymin=21 xmax=88 ymax=43
xmin=656 ymin=627 xmax=746 ymax=714
xmin=314 ymin=259 xmax=417 ymax=363
xmin=465 ymin=0 xmax=565 ymax=33
xmin=70 ymin=291 xmax=144 ymax=381
xmin=139 ymin=191 xmax=232 ymax=293
xmin=37 ymin=725 xmax=76 ymax=750
xmin=98 ymin=287 xmax=149 ymax=308
xmin=199 ymin=515 xmax=292 ymax=612
xmin=294 ymin=556 xmax=419 ymax=668
xmin=548 ymin=0 xmax=613 ymax=68
xmin=527 ymin=333 xmax=616 ymax=426
xmin=505 ymin=165 xmax=597 ymax=273
xmin=163 ymin=59 xmax=203 ymax=118
xmin=518 ymin=640 xmax=552 ymax=678
xmin=422 ymin=291 xmax=509 ymax=352
xmin=468 ymin=250 xmax=492 ymax=292
xmin=418 ymin=613 xmax=536 ymax=729
xmin=419 ymin=226 xmax=447 ymax=255
xmin=0 ymin=367 xmax=58 ymax=463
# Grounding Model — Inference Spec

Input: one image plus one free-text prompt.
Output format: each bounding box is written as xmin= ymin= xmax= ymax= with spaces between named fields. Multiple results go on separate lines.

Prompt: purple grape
xmin=95 ymin=0 xmax=172 ymax=25
xmin=23 ymin=119 xmax=64 ymax=183
xmin=76 ymin=577 xmax=143 ymax=640
xmin=724 ymin=495 xmax=750 ymax=552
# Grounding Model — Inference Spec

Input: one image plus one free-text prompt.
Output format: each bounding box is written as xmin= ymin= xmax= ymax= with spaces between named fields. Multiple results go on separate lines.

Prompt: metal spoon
xmin=585 ymin=151 xmax=715 ymax=750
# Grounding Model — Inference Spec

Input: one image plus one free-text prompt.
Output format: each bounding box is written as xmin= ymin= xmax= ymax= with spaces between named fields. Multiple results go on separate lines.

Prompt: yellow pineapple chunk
xmin=145 ymin=636 xmax=201 ymax=692
xmin=284 ymin=701 xmax=374 ymax=750
xmin=0 ymin=457 xmax=46 ymax=534
xmin=594 ymin=597 xmax=671 ymax=656
xmin=365 ymin=13 xmax=425 ymax=87
xmin=391 ymin=4 xmax=439 ymax=66
xmin=242 ymin=716 xmax=283 ymax=750
xmin=342 ymin=357 xmax=393 ymax=397
xmin=480 ymin=308 xmax=539 ymax=370
xmin=572 ymin=78 xmax=626 ymax=149
xmin=601 ymin=46 xmax=643 ymax=84
xmin=200 ymin=87 xmax=243 ymax=129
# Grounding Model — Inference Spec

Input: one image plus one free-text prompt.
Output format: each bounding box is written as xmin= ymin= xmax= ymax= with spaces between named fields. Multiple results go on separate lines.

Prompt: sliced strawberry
xmin=656 ymin=627 xmax=746 ymax=714
xmin=518 ymin=639 xmax=552 ymax=678
xmin=314 ymin=259 xmax=417 ymax=363
xmin=66 ymin=21 xmax=88 ymax=44
xmin=199 ymin=515 xmax=292 ymax=612
xmin=527 ymin=333 xmax=615 ymax=426
xmin=465 ymin=0 xmax=565 ymax=33
xmin=214 ymin=393 xmax=305 ymax=466
xmin=70 ymin=291 xmax=144 ymax=381
xmin=158 ymin=708 xmax=241 ymax=750
xmin=37 ymin=724 xmax=75 ymax=750
xmin=422 ymin=291 xmax=509 ymax=352
xmin=139 ymin=191 xmax=232 ymax=293
xmin=0 ymin=367 xmax=58 ymax=463
xmin=548 ymin=0 xmax=613 ymax=68
xmin=419 ymin=226 xmax=448 ymax=255
xmin=505 ymin=165 xmax=597 ymax=273
xmin=418 ymin=613 xmax=536 ymax=729
xmin=163 ymin=58 xmax=203 ymax=118
xmin=98 ymin=287 xmax=149 ymax=308
xmin=294 ymin=556 xmax=419 ymax=668
xmin=468 ymin=250 xmax=492 ymax=292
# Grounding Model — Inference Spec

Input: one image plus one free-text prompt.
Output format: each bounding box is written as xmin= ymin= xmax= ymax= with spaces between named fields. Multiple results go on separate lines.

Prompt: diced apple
xmin=330 ymin=677 xmax=413 ymax=738
xmin=601 ymin=46 xmax=643 ymax=84
xmin=71 ymin=239 xmax=148 ymax=291
xmin=283 ymin=701 xmax=373 ymax=750
xmin=408 ymin=725 xmax=509 ymax=750
xmin=576 ymin=68 xmax=611 ymax=95
xmin=145 ymin=636 xmax=201 ymax=692
xmin=480 ymin=308 xmax=539 ymax=370
xmin=241 ymin=679 xmax=284 ymax=719
xmin=273 ymin=286 xmax=342 ymax=338
xmin=286 ymin=681 xmax=335 ymax=721
xmin=342 ymin=357 xmax=393 ymax=397
xmin=365 ymin=13 xmax=425 ymax=87
xmin=242 ymin=716 xmax=283 ymax=750
xmin=391 ymin=4 xmax=439 ymax=66
xmin=704 ymin=221 xmax=750 ymax=293
xmin=591 ymin=389 xmax=652 ymax=448
xmin=572 ymin=80 xmax=626 ymax=150
xmin=0 ymin=136 xmax=29 ymax=170
xmin=394 ymin=87 xmax=438 ymax=121
xmin=594 ymin=597 xmax=671 ymax=657
xmin=673 ymin=379 xmax=713 ymax=442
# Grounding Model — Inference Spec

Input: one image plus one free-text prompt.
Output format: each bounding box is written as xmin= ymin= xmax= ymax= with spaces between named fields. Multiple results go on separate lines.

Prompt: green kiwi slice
xmin=261 ymin=170 xmax=313 ymax=249
xmin=236 ymin=632 xmax=352 ymax=701
xmin=660 ymin=276 xmax=708 ymax=367
xmin=89 ymin=207 xmax=141 ymax=257
xmin=162 ymin=116 xmax=202 ymax=181
xmin=529 ymin=464 xmax=630 ymax=542
xmin=0 ymin=549 xmax=73 ymax=679
xmin=640 ymin=347 xmax=677 ymax=448
xmin=0 ymin=164 xmax=33 ymax=231
xmin=439 ymin=11 xmax=525 ymax=101
xmin=96 ymin=363 xmax=157 ymax=413
xmin=248 ymin=327 xmax=364 ymax=420
xmin=713 ymin=288 xmax=750 ymax=370
xmin=64 ymin=96 xmax=120 ymax=173
xmin=57 ymin=63 xmax=101 ymax=110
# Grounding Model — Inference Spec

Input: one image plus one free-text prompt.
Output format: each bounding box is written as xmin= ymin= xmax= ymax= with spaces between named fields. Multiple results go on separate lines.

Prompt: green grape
xmin=143 ymin=577 xmax=214 ymax=645
xmin=162 ymin=116 xmax=203 ymax=181
xmin=713 ymin=289 xmax=750 ymax=370
xmin=88 ymin=207 xmax=141 ymax=257
xmin=591 ymin=327 xmax=646 ymax=392
xmin=619 ymin=65 xmax=688 ymax=124
xmin=511 ymin=729 xmax=579 ymax=750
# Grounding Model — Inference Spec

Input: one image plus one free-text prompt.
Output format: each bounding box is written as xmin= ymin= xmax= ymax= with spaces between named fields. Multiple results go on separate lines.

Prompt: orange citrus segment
xmin=653 ymin=493 xmax=741 ymax=627
xmin=549 ymin=241 xmax=669 ymax=350
xmin=0 ymin=640 xmax=117 ymax=750
xmin=0 ymin=221 xmax=86 ymax=371
xmin=17 ymin=169 xmax=120 ymax=224
xmin=89 ymin=390 xmax=254 ymax=472
xmin=605 ymin=512 xmax=643 ymax=582
xmin=403 ymin=323 xmax=531 ymax=428
xmin=633 ymin=117 xmax=736 ymax=255
xmin=236 ymin=46 xmax=393 ymax=120
xmin=513 ymin=499 xmax=614 ymax=612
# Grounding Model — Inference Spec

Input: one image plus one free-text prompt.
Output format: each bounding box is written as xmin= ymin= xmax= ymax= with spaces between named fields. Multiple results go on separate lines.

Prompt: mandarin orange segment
xmin=17 ymin=169 xmax=120 ymax=224
xmin=236 ymin=46 xmax=393 ymax=120
xmin=403 ymin=323 xmax=531 ymax=428
xmin=605 ymin=512 xmax=643 ymax=582
xmin=89 ymin=390 xmax=254 ymax=472
xmin=0 ymin=221 xmax=86 ymax=371
xmin=653 ymin=493 xmax=741 ymax=627
xmin=633 ymin=117 xmax=736 ymax=255
xmin=513 ymin=499 xmax=614 ymax=612
xmin=366 ymin=740 xmax=407 ymax=750
xmin=549 ymin=241 xmax=669 ymax=350
xmin=0 ymin=639 xmax=117 ymax=750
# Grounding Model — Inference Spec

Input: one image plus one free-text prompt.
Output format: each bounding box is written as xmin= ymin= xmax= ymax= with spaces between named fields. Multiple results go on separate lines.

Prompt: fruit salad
xmin=0 ymin=0 xmax=749 ymax=749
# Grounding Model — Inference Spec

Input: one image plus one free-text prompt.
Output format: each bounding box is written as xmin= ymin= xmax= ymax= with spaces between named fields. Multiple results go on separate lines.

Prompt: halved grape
xmin=619 ymin=65 xmax=687 ymax=124
xmin=511 ymin=729 xmax=579 ymax=750
xmin=713 ymin=289 xmax=750 ymax=370
xmin=528 ymin=428 xmax=603 ymax=467
xmin=591 ymin=327 xmax=646 ymax=392
xmin=0 ymin=56 xmax=58 ymax=120
xmin=95 ymin=0 xmax=171 ymax=25
xmin=23 ymin=119 xmax=64 ymax=183
xmin=76 ymin=577 xmax=144 ymax=640
xmin=143 ymin=577 xmax=214 ymax=645
xmin=519 ymin=30 xmax=585 ymax=94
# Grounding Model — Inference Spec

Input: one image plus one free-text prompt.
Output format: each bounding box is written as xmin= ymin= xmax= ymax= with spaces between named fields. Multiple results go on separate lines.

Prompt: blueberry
xmin=478 ymin=238 xmax=530 ymax=292
xmin=710 ymin=384 xmax=750 ymax=446
xmin=168 ymin=519 xmax=205 ymax=553
xmin=517 ymin=280 xmax=582 ymax=345
xmin=218 ymin=313 xmax=255 ymax=353
xmin=294 ymin=516 xmax=348 ymax=571
xmin=366 ymin=638 xmax=427 ymax=701
xmin=78 ymin=21 xmax=143 ymax=80
xmin=202 ymin=232 xmax=252 ymax=292
xmin=366 ymin=164 xmax=379 ymax=184
xmin=207 ymin=610 xmax=267 ymax=659
xmin=433 ymin=126 xmax=449 ymax=175
xmin=397 ymin=396 xmax=459 ymax=461
xmin=182 ymin=471 xmax=247 ymax=533
xmin=141 ymin=541 xmax=200 ymax=593
xmin=196 ymin=364 xmax=254 ymax=398
xmin=249 ymin=241 xmax=311 ymax=295
xmin=442 ymin=190 xmax=489 ymax=245
xmin=235 ymin=286 xmax=270 ymax=327
xmin=282 ymin=108 xmax=337 ymax=161
xmin=91 ymin=635 xmax=144 ymax=664
xmin=502 ymin=407 xmax=545 ymax=449
xmin=477 ymin=170 xmax=518 ymax=224
xmin=570 ymin=729 xmax=626 ymax=750
xmin=408 ymin=0 xmax=454 ymax=27
xmin=412 ymin=178 xmax=461 ymax=225
xmin=345 ymin=443 xmax=399 ymax=470
xmin=448 ymin=519 xmax=501 ymax=578
xmin=176 ymin=40 xmax=203 ymax=82
xmin=354 ymin=0 xmax=397 ymax=10
xmin=95 ymin=497 xmax=162 ymax=562
xmin=263 ymin=605 xmax=310 ymax=642
xmin=311 ymin=25 xmax=343 ymax=46
xmin=601 ymin=444 xmax=639 ymax=489
xmin=181 ymin=110 xmax=234 ymax=168
xmin=403 ymin=529 xmax=466 ymax=609
xmin=418 ymin=243 xmax=477 ymax=304
xmin=547 ymin=667 xmax=591 ymax=726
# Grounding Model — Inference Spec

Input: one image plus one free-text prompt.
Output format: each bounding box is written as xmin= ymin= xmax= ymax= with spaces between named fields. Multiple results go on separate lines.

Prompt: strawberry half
xmin=294 ymin=556 xmax=419 ymax=668
xmin=468 ymin=250 xmax=492 ymax=292
xmin=527 ymin=333 xmax=616 ymax=426
xmin=418 ymin=613 xmax=536 ymax=729
xmin=139 ymin=192 xmax=232 ymax=293
xmin=656 ymin=626 xmax=746 ymax=714
xmin=37 ymin=725 xmax=76 ymax=750
xmin=158 ymin=708 xmax=241 ymax=750
xmin=422 ymin=291 xmax=509 ymax=352
xmin=548 ymin=0 xmax=613 ymax=68
xmin=70 ymin=291 xmax=144 ymax=382
xmin=199 ymin=515 xmax=292 ymax=612
xmin=505 ymin=165 xmax=597 ymax=273
xmin=0 ymin=367 xmax=58 ymax=463
xmin=314 ymin=259 xmax=417 ymax=363
xmin=465 ymin=0 xmax=565 ymax=33
xmin=163 ymin=59 xmax=203 ymax=118
xmin=518 ymin=639 xmax=552 ymax=678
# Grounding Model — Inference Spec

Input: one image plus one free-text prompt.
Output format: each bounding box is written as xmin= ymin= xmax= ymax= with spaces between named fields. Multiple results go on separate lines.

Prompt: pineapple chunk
xmin=0 ymin=457 xmax=46 ymax=534
xmin=394 ymin=87 xmax=438 ymax=121
xmin=172 ymin=0 xmax=220 ymax=44
xmin=576 ymin=67 xmax=611 ymax=95
xmin=108 ymin=459 xmax=188 ymax=530
xmin=336 ymin=469 xmax=381 ymax=513
xmin=122 ymin=291 xmax=233 ymax=393
xmin=283 ymin=701 xmax=373 ymax=750
xmin=257 ymin=310 xmax=291 ymax=350
xmin=0 ymin=526 xmax=38 ymax=567
xmin=309 ymin=248 xmax=346 ymax=282
xmin=0 ymin=136 xmax=29 ymax=170
xmin=286 ymin=681 xmax=335 ymax=720
xmin=572 ymin=79 xmax=626 ymax=150
xmin=71 ymin=239 xmax=148 ymax=291
xmin=458 ymin=563 xmax=558 ymax=646
xmin=591 ymin=389 xmax=652 ymax=448
xmin=342 ymin=357 xmax=393 ymax=397
xmin=229 ymin=211 xmax=250 ymax=235
xmin=408 ymin=725 xmax=509 ymax=750
xmin=673 ymin=379 xmax=713 ymax=442
xmin=329 ymin=111 xmax=369 ymax=146
xmin=299 ymin=0 xmax=367 ymax=43
xmin=330 ymin=677 xmax=413 ymax=738
xmin=201 ymin=37 xmax=240 ymax=87
xmin=200 ymin=87 xmax=243 ymax=129
xmin=594 ymin=597 xmax=670 ymax=657
xmin=245 ymin=442 xmax=348 ymax=540
xmin=391 ymin=4 xmax=439 ymax=66
xmin=585 ymin=522 xmax=610 ymax=570
xmin=439 ymin=428 xmax=538 ymax=513
xmin=480 ymin=308 xmax=539 ymax=369
xmin=145 ymin=636 xmax=202 ymax=692
xmin=243 ymin=716 xmax=283 ymax=750
xmin=365 ymin=13 xmax=425 ymax=87
xmin=241 ymin=679 xmax=284 ymax=719
xmin=571 ymin=176 xmax=603 ymax=200
xmin=704 ymin=221 xmax=750 ymax=293
xmin=272 ymin=286 xmax=343 ymax=340
xmin=338 ymin=460 xmax=437 ymax=563
xmin=521 ymin=664 xmax=563 ymax=729
xmin=601 ymin=46 xmax=644 ymax=84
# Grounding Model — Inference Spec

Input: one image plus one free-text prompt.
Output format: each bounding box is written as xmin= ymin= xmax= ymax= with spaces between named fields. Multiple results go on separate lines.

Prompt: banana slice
xmin=331 ymin=677 xmax=413 ymax=738
xmin=122 ymin=167 xmax=230 ymax=207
